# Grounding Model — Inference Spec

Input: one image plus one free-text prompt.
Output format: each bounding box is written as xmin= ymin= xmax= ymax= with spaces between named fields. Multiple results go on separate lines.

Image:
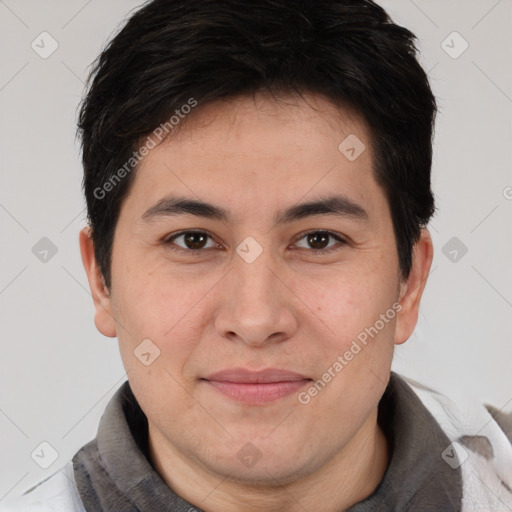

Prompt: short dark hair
xmin=79 ymin=0 xmax=437 ymax=290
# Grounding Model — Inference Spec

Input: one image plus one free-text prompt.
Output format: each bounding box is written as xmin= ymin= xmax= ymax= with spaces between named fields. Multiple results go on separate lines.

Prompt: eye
xmin=164 ymin=230 xmax=219 ymax=252
xmin=293 ymin=230 xmax=347 ymax=254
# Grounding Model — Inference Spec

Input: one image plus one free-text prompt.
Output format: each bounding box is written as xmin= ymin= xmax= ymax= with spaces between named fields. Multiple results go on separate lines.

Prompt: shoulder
xmin=402 ymin=375 xmax=512 ymax=510
xmin=0 ymin=461 xmax=86 ymax=512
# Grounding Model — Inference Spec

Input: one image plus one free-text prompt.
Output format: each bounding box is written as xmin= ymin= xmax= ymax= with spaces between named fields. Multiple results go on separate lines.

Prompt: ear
xmin=79 ymin=226 xmax=117 ymax=338
xmin=394 ymin=228 xmax=433 ymax=345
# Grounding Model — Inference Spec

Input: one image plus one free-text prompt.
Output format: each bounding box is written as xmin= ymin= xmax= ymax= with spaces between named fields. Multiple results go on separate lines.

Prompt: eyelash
xmin=163 ymin=230 xmax=348 ymax=256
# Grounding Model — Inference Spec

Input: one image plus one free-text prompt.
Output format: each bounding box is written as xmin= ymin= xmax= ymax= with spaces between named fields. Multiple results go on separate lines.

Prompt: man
xmin=3 ymin=0 xmax=511 ymax=510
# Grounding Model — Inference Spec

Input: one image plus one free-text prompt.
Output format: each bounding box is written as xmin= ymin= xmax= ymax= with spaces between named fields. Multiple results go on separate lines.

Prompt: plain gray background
xmin=1 ymin=0 xmax=511 ymax=503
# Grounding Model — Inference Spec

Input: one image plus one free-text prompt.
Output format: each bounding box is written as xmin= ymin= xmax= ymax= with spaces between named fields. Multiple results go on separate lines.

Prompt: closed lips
xmin=203 ymin=368 xmax=312 ymax=383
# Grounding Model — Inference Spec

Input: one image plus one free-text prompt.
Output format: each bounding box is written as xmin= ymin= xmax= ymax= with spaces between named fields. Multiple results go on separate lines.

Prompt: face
xmin=81 ymin=92 xmax=431 ymax=487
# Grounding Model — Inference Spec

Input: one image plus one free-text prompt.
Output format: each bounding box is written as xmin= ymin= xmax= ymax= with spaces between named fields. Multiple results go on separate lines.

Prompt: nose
xmin=213 ymin=248 xmax=298 ymax=348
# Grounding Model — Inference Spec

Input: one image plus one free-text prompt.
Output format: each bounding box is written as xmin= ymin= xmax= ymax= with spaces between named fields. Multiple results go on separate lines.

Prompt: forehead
xmin=162 ymin=93 xmax=370 ymax=162
xmin=121 ymin=92 xmax=388 ymax=223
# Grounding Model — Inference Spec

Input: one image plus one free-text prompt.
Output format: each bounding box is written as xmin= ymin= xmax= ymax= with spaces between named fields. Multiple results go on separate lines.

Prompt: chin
xmin=200 ymin=442 xmax=318 ymax=488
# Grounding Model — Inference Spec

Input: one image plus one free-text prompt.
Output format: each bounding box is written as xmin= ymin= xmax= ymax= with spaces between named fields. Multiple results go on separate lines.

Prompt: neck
xmin=148 ymin=408 xmax=389 ymax=512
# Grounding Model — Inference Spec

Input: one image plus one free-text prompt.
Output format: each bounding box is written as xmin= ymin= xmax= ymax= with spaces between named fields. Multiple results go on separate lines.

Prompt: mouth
xmin=201 ymin=368 xmax=313 ymax=404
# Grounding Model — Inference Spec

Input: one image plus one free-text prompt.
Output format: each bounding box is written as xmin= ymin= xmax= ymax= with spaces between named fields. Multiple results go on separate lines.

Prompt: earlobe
xmin=79 ymin=226 xmax=117 ymax=338
xmin=394 ymin=228 xmax=433 ymax=345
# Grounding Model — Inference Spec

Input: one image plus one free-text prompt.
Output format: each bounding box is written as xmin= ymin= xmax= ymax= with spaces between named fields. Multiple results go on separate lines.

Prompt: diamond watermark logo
xmin=236 ymin=236 xmax=263 ymax=264
xmin=442 ymin=237 xmax=468 ymax=263
xmin=441 ymin=441 xmax=469 ymax=469
xmin=441 ymin=31 xmax=469 ymax=59
xmin=134 ymin=338 xmax=161 ymax=366
xmin=237 ymin=442 xmax=263 ymax=468
xmin=31 ymin=32 xmax=59 ymax=59
xmin=32 ymin=237 xmax=58 ymax=263
xmin=31 ymin=441 xmax=59 ymax=469
xmin=338 ymin=134 xmax=366 ymax=161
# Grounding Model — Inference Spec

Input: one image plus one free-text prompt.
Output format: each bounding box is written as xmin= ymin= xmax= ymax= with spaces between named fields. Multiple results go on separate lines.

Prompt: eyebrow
xmin=141 ymin=194 xmax=369 ymax=225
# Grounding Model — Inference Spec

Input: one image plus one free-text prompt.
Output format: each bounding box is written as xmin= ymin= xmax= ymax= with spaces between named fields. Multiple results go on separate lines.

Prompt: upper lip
xmin=204 ymin=368 xmax=311 ymax=383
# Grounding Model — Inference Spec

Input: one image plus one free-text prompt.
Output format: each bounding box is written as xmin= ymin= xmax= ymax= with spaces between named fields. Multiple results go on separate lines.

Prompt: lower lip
xmin=204 ymin=380 xmax=310 ymax=404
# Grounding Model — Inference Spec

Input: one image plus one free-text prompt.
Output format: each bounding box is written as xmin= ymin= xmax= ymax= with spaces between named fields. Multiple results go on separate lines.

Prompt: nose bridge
xmin=233 ymin=244 xmax=282 ymax=318
xmin=215 ymin=241 xmax=297 ymax=346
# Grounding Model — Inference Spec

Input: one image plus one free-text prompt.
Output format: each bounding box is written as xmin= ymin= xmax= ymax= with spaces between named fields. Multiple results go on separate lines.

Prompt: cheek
xmin=113 ymin=257 xmax=212 ymax=333
xmin=112 ymin=271 xmax=209 ymax=426
xmin=297 ymin=274 xmax=397 ymax=419
xmin=111 ymin=264 xmax=215 ymax=379
xmin=295 ymin=267 xmax=398 ymax=346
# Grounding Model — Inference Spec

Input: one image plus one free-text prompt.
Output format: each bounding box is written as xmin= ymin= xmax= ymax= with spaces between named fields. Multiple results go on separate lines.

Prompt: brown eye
xmin=306 ymin=232 xmax=330 ymax=250
xmin=166 ymin=231 xmax=217 ymax=251
xmin=294 ymin=230 xmax=347 ymax=253
xmin=183 ymin=232 xmax=208 ymax=249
